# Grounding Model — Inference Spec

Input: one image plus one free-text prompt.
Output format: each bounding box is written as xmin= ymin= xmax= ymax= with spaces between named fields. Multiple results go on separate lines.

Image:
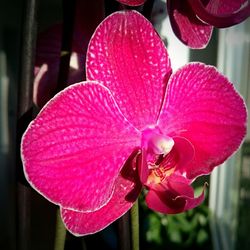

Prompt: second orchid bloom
xmin=118 ymin=0 xmax=250 ymax=48
xmin=21 ymin=11 xmax=247 ymax=236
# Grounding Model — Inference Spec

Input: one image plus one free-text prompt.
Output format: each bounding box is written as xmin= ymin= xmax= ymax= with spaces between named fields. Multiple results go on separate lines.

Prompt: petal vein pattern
xmin=21 ymin=82 xmax=140 ymax=212
xmin=87 ymin=11 xmax=171 ymax=130
xmin=158 ymin=63 xmax=247 ymax=179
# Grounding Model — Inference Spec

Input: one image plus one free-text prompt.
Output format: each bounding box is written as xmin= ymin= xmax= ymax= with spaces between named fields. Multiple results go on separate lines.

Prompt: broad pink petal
xmin=167 ymin=0 xmax=213 ymax=49
xmin=61 ymin=151 xmax=142 ymax=236
xmin=116 ymin=0 xmax=146 ymax=6
xmin=146 ymin=174 xmax=205 ymax=214
xmin=158 ymin=63 xmax=247 ymax=180
xmin=87 ymin=10 xmax=172 ymax=130
xmin=21 ymin=81 xmax=140 ymax=212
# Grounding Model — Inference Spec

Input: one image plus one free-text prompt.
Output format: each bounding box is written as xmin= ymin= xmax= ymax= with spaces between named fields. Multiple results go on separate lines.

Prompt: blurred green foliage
xmin=139 ymin=187 xmax=212 ymax=250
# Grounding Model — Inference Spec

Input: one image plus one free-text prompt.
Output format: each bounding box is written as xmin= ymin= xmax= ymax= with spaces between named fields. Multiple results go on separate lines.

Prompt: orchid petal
xmin=158 ymin=63 xmax=247 ymax=180
xmin=205 ymin=0 xmax=247 ymax=15
xmin=167 ymin=0 xmax=213 ymax=49
xmin=116 ymin=0 xmax=146 ymax=6
xmin=21 ymin=81 xmax=140 ymax=212
xmin=61 ymin=150 xmax=142 ymax=236
xmin=87 ymin=10 xmax=172 ymax=130
xmin=189 ymin=0 xmax=250 ymax=28
xmin=146 ymin=174 xmax=205 ymax=214
xmin=173 ymin=137 xmax=194 ymax=171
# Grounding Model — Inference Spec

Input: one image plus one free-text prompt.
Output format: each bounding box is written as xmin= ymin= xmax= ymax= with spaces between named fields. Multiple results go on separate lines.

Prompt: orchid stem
xmin=54 ymin=209 xmax=66 ymax=250
xmin=130 ymin=200 xmax=139 ymax=250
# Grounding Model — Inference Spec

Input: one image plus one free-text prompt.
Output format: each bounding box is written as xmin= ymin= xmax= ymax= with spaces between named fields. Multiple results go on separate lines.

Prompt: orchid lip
xmin=140 ymin=127 xmax=176 ymax=186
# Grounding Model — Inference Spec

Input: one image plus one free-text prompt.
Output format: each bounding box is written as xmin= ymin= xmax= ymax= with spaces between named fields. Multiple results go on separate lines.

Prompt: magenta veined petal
xmin=61 ymin=151 xmax=142 ymax=236
xmin=21 ymin=81 xmax=141 ymax=212
xmin=158 ymin=63 xmax=247 ymax=180
xmin=146 ymin=174 xmax=205 ymax=214
xmin=189 ymin=0 xmax=250 ymax=28
xmin=167 ymin=0 xmax=213 ymax=49
xmin=116 ymin=0 xmax=146 ymax=6
xmin=87 ymin=10 xmax=172 ymax=130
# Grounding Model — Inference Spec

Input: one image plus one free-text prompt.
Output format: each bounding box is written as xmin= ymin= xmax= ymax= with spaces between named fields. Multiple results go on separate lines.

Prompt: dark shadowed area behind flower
xmin=34 ymin=0 xmax=105 ymax=107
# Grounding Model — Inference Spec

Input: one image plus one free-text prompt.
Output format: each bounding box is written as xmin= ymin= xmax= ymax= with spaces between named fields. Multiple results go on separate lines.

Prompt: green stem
xmin=130 ymin=200 xmax=139 ymax=250
xmin=54 ymin=209 xmax=66 ymax=250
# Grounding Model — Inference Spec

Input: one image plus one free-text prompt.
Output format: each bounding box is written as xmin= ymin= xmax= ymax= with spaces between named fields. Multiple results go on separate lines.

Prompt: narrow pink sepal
xmin=158 ymin=63 xmax=247 ymax=180
xmin=87 ymin=10 xmax=172 ymax=130
xmin=146 ymin=174 xmax=205 ymax=214
xmin=116 ymin=0 xmax=146 ymax=6
xmin=61 ymin=151 xmax=142 ymax=236
xmin=21 ymin=81 xmax=140 ymax=212
xmin=167 ymin=0 xmax=213 ymax=49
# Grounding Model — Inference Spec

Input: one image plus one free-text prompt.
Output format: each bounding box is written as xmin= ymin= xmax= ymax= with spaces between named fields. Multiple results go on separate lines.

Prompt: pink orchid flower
xmin=117 ymin=0 xmax=250 ymax=48
xmin=21 ymin=10 xmax=247 ymax=236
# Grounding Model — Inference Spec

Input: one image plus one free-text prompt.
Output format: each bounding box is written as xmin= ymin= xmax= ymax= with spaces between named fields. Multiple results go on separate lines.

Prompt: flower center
xmin=141 ymin=127 xmax=176 ymax=185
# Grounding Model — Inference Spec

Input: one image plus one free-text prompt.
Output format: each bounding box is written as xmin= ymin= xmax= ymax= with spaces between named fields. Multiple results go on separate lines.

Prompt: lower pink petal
xmin=167 ymin=0 xmax=213 ymax=49
xmin=158 ymin=63 xmax=247 ymax=180
xmin=61 ymin=151 xmax=142 ymax=236
xmin=146 ymin=174 xmax=205 ymax=214
xmin=22 ymin=81 xmax=140 ymax=212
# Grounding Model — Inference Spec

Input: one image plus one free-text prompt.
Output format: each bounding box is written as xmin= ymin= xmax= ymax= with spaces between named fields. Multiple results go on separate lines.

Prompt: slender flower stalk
xmin=130 ymin=201 xmax=139 ymax=250
xmin=54 ymin=209 xmax=67 ymax=250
